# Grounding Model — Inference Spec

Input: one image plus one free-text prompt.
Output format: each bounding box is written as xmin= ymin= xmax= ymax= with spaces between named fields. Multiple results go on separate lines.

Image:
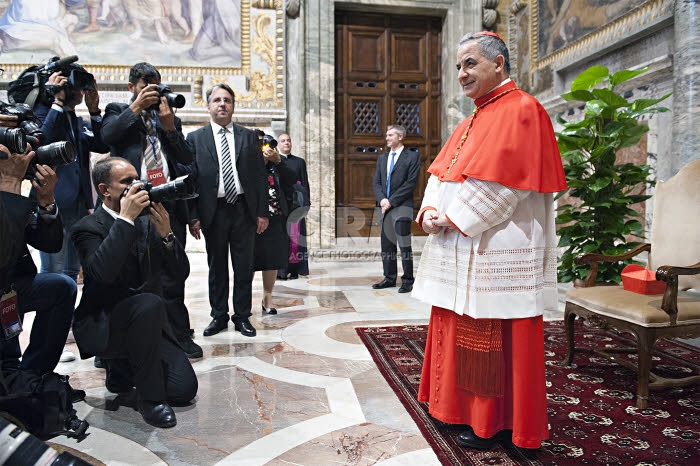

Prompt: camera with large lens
xmin=24 ymin=141 xmax=76 ymax=180
xmin=261 ymin=134 xmax=277 ymax=151
xmin=122 ymin=175 xmax=197 ymax=215
xmin=148 ymin=83 xmax=186 ymax=112
xmin=0 ymin=126 xmax=27 ymax=155
xmin=0 ymin=102 xmax=46 ymax=148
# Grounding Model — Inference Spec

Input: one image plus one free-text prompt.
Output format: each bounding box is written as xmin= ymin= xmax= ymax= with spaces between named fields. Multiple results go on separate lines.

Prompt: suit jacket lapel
xmin=203 ymin=125 xmax=219 ymax=170
xmin=233 ymin=124 xmax=244 ymax=162
xmin=380 ymin=153 xmax=388 ymax=187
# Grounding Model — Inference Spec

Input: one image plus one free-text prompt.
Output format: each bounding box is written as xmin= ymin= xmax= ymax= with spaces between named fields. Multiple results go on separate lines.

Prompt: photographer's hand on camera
xmin=129 ymin=83 xmax=161 ymax=115
xmin=157 ymin=97 xmax=176 ymax=131
xmin=148 ymin=202 xmax=173 ymax=239
xmin=32 ymin=163 xmax=58 ymax=207
xmin=0 ymin=144 xmax=33 ymax=194
xmin=84 ymin=79 xmax=101 ymax=114
xmin=0 ymin=114 xmax=19 ymax=128
xmin=120 ymin=181 xmax=150 ymax=221
xmin=47 ymin=72 xmax=68 ymax=104
xmin=263 ymin=146 xmax=281 ymax=164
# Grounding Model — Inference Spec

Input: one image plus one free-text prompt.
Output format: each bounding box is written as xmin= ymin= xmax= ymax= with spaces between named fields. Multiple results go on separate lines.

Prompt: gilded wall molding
xmin=530 ymin=0 xmax=673 ymax=70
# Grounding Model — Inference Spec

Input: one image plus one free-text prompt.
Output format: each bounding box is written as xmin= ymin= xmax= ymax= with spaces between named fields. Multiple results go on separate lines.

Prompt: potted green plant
xmin=555 ymin=65 xmax=671 ymax=284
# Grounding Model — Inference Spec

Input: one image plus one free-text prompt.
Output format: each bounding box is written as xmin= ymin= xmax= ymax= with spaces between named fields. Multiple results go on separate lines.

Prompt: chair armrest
xmin=656 ymin=261 xmax=700 ymax=325
xmin=575 ymin=243 xmax=652 ymax=287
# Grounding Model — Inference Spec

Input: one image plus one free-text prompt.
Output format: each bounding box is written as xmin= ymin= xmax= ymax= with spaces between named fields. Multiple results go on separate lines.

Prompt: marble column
xmin=670 ymin=0 xmax=700 ymax=177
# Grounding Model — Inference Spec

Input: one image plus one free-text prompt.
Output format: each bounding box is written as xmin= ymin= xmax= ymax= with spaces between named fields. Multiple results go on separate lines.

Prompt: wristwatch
xmin=39 ymin=203 xmax=57 ymax=215
xmin=162 ymin=231 xmax=175 ymax=244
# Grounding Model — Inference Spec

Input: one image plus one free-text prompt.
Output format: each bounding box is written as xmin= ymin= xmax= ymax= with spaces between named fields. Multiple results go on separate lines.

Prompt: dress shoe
xmin=372 ymin=279 xmax=396 ymax=289
xmin=456 ymin=426 xmax=510 ymax=450
xmin=233 ymin=319 xmax=256 ymax=337
xmin=105 ymin=359 xmax=134 ymax=393
xmin=137 ymin=400 xmax=176 ymax=428
xmin=289 ymin=273 xmax=299 ymax=280
xmin=93 ymin=356 xmax=104 ymax=369
xmin=179 ymin=337 xmax=203 ymax=359
xmin=398 ymin=283 xmax=413 ymax=293
xmin=203 ymin=317 xmax=228 ymax=336
xmin=262 ymin=302 xmax=278 ymax=315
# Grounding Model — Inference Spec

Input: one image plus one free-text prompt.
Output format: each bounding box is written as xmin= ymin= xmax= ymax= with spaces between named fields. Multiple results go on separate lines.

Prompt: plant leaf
xmin=562 ymin=90 xmax=597 ymax=102
xmin=571 ymin=65 xmax=609 ymax=91
xmin=592 ymin=89 xmax=629 ymax=108
xmin=609 ymin=68 xmax=648 ymax=86
xmin=632 ymin=93 xmax=672 ymax=111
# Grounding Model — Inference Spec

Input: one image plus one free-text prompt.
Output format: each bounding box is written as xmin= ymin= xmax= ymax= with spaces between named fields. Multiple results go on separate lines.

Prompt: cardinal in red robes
xmin=411 ymin=31 xmax=567 ymax=450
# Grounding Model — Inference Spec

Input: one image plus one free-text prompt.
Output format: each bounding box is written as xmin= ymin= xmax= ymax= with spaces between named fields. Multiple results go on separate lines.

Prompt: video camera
xmin=6 ymin=55 xmax=95 ymax=110
xmin=148 ymin=83 xmax=186 ymax=112
xmin=122 ymin=175 xmax=197 ymax=215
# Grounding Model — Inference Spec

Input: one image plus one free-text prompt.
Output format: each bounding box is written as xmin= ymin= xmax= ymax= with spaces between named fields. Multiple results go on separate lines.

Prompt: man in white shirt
xmin=372 ymin=125 xmax=420 ymax=293
xmin=185 ymin=84 xmax=269 ymax=338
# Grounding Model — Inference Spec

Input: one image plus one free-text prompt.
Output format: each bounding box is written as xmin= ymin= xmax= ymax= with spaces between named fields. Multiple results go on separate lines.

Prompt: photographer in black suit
xmin=71 ymin=157 xmax=197 ymax=428
xmin=372 ymin=125 xmax=420 ymax=293
xmin=101 ymin=62 xmax=201 ymax=359
xmin=0 ymin=142 xmax=76 ymax=379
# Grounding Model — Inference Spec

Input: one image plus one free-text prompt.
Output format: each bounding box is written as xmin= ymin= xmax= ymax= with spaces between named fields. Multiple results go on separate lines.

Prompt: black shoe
xmin=456 ymin=426 xmax=509 ymax=450
xmin=203 ymin=317 xmax=228 ymax=336
xmin=189 ymin=328 xmax=195 ymax=338
xmin=398 ymin=283 xmax=413 ymax=293
xmin=262 ymin=302 xmax=278 ymax=315
xmin=137 ymin=400 xmax=176 ymax=428
xmin=277 ymin=272 xmax=288 ymax=280
xmin=289 ymin=273 xmax=299 ymax=280
xmin=233 ymin=318 xmax=256 ymax=337
xmin=179 ymin=338 xmax=203 ymax=359
xmin=93 ymin=356 xmax=104 ymax=369
xmin=105 ymin=359 xmax=134 ymax=393
xmin=372 ymin=279 xmax=396 ymax=289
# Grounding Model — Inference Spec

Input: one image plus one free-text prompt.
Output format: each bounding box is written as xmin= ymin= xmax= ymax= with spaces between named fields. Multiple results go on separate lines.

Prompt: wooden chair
xmin=562 ymin=159 xmax=700 ymax=408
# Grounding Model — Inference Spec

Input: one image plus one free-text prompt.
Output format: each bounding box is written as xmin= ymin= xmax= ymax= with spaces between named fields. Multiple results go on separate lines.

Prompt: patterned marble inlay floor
xmin=23 ymin=254 xmax=466 ymax=465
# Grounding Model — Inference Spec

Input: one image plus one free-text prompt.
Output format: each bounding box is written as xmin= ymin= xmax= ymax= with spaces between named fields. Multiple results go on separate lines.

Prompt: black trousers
xmin=160 ymin=201 xmax=191 ymax=341
xmin=104 ymin=293 xmax=197 ymax=403
xmin=380 ymin=208 xmax=414 ymax=285
xmin=202 ymin=198 xmax=256 ymax=323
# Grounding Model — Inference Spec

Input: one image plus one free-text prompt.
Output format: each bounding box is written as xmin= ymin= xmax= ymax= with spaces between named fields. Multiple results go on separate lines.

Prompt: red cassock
xmin=416 ymin=80 xmax=566 ymax=449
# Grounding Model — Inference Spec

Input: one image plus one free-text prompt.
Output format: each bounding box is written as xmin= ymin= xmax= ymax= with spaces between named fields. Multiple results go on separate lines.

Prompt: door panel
xmin=335 ymin=12 xmax=442 ymax=238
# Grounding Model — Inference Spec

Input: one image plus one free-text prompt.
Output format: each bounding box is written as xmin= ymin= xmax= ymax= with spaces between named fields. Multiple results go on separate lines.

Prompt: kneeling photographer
xmin=101 ymin=62 xmax=201 ymax=359
xmin=0 ymin=142 xmax=86 ymax=439
xmin=70 ymin=157 xmax=197 ymax=429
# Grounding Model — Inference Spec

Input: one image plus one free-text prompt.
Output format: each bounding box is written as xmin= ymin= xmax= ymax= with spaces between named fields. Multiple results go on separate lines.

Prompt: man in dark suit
xmin=0 ymin=144 xmax=76 ymax=379
xmin=71 ymin=157 xmax=197 ymax=428
xmin=185 ymin=84 xmax=268 ymax=338
xmin=101 ymin=62 xmax=201 ymax=359
xmin=372 ymin=125 xmax=420 ymax=293
xmin=34 ymin=64 xmax=110 ymax=282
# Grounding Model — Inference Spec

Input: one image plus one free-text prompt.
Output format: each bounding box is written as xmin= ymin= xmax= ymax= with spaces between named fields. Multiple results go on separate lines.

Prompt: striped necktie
xmin=219 ymin=127 xmax=238 ymax=203
xmin=142 ymin=111 xmax=162 ymax=171
xmin=386 ymin=151 xmax=396 ymax=198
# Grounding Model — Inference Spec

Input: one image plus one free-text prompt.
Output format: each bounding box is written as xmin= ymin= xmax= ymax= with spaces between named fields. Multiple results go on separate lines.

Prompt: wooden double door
xmin=335 ymin=11 xmax=442 ymax=238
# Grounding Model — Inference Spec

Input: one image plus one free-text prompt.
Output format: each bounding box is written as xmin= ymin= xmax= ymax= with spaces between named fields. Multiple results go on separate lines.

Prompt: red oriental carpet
xmin=356 ymin=321 xmax=700 ymax=465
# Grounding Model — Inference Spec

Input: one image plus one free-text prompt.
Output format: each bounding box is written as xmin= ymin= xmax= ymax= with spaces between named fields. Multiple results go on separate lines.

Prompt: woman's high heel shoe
xmin=262 ymin=302 xmax=278 ymax=315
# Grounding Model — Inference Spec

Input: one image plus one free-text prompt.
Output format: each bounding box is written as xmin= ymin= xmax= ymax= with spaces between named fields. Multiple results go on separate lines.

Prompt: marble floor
xmin=22 ymin=250 xmax=568 ymax=466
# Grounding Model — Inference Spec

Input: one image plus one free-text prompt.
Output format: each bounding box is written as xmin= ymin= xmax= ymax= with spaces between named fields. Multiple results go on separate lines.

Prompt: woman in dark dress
xmin=254 ymin=132 xmax=296 ymax=314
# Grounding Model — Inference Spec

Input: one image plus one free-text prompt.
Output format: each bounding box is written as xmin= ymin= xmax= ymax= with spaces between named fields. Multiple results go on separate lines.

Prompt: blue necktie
xmin=386 ymin=151 xmax=396 ymax=198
